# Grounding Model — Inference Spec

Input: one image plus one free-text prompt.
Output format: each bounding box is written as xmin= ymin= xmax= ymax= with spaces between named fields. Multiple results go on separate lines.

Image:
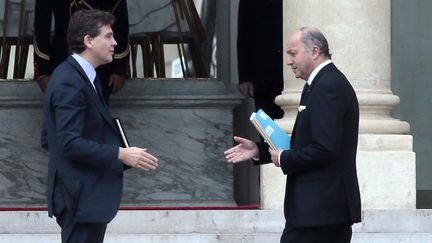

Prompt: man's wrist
xmin=118 ymin=147 xmax=125 ymax=161
xmin=278 ymin=151 xmax=283 ymax=166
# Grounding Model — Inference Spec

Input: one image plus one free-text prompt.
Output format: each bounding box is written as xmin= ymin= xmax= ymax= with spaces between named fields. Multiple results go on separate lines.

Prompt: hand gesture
xmin=118 ymin=147 xmax=158 ymax=171
xmin=224 ymin=136 xmax=258 ymax=163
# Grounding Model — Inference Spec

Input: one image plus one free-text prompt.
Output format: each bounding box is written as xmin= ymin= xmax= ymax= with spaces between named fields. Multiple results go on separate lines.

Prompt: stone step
xmin=2 ymin=233 xmax=432 ymax=243
xmin=0 ymin=234 xmax=281 ymax=243
xmin=1 ymin=209 xmax=432 ymax=243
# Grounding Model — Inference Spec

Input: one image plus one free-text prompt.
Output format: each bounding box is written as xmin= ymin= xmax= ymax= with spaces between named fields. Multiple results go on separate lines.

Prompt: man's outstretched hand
xmin=119 ymin=147 xmax=158 ymax=171
xmin=224 ymin=136 xmax=258 ymax=163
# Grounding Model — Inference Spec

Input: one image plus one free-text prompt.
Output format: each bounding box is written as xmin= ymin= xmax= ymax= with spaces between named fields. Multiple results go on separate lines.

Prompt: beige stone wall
xmin=261 ymin=0 xmax=416 ymax=210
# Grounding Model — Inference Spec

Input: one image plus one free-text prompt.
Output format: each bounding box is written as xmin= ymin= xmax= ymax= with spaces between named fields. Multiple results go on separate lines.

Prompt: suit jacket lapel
xmin=308 ymin=62 xmax=336 ymax=93
xmin=66 ymin=56 xmax=117 ymax=132
xmin=291 ymin=62 xmax=337 ymax=148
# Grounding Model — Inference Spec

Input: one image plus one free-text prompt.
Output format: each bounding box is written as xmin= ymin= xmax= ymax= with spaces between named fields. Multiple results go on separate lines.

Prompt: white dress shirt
xmin=71 ymin=53 xmax=97 ymax=91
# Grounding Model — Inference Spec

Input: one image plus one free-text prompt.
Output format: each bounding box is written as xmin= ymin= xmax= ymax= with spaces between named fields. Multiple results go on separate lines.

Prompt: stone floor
xmin=1 ymin=209 xmax=432 ymax=243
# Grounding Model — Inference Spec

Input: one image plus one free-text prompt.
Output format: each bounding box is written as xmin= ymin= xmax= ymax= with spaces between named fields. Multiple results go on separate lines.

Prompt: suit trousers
xmin=56 ymin=209 xmax=107 ymax=243
xmin=54 ymin=180 xmax=107 ymax=243
xmin=280 ymin=221 xmax=352 ymax=243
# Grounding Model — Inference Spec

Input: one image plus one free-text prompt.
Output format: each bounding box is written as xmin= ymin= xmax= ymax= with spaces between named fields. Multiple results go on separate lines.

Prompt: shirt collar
xmin=72 ymin=53 xmax=96 ymax=85
xmin=307 ymin=59 xmax=333 ymax=86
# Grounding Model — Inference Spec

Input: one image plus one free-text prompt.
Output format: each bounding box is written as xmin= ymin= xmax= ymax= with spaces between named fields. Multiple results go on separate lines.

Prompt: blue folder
xmin=250 ymin=109 xmax=290 ymax=150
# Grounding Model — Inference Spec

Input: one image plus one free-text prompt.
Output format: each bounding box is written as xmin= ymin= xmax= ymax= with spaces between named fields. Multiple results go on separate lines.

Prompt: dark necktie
xmin=299 ymin=83 xmax=310 ymax=105
xmin=94 ymin=75 xmax=107 ymax=107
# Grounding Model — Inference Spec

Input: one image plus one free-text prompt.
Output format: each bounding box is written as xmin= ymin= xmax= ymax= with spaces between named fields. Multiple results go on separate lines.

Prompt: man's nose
xmin=113 ymin=38 xmax=118 ymax=46
xmin=286 ymin=58 xmax=293 ymax=65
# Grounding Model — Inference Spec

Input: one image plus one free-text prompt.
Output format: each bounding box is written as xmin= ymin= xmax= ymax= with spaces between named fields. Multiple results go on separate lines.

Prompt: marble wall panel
xmin=112 ymin=107 xmax=235 ymax=206
xmin=0 ymin=80 xmax=242 ymax=207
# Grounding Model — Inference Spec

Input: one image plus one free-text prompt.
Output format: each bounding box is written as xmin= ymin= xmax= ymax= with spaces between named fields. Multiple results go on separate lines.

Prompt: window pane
xmin=126 ymin=0 xmax=217 ymax=78
xmin=0 ymin=0 xmax=217 ymax=79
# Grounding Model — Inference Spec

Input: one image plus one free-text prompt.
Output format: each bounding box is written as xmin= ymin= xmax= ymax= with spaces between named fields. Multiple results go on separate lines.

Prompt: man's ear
xmin=312 ymin=46 xmax=321 ymax=59
xmin=83 ymin=35 xmax=92 ymax=49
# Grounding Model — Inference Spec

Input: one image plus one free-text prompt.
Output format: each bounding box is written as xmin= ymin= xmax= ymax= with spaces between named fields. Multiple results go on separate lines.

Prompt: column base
xmin=260 ymin=134 xmax=416 ymax=209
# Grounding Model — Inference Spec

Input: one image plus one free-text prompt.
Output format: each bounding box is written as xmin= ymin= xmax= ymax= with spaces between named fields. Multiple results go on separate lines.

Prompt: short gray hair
xmin=299 ymin=27 xmax=332 ymax=59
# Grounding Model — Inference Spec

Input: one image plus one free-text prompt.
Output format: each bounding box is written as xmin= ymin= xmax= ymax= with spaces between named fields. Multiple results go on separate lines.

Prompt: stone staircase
xmin=1 ymin=209 xmax=432 ymax=242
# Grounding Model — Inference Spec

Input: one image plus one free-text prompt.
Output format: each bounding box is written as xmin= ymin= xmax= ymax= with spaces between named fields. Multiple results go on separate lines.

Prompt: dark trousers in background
xmin=254 ymin=96 xmax=284 ymax=120
xmin=280 ymin=221 xmax=353 ymax=243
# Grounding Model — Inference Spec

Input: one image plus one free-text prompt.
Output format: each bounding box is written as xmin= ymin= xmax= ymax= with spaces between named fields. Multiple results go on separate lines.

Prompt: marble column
xmin=260 ymin=0 xmax=416 ymax=209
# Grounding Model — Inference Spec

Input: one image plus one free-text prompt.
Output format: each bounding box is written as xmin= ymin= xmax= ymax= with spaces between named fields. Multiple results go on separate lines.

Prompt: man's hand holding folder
xmin=114 ymin=118 xmax=159 ymax=171
xmin=249 ymin=109 xmax=291 ymax=150
xmin=224 ymin=109 xmax=290 ymax=167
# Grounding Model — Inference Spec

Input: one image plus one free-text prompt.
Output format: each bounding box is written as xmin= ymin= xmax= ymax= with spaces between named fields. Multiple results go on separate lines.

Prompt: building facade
xmin=0 ymin=0 xmax=431 ymax=242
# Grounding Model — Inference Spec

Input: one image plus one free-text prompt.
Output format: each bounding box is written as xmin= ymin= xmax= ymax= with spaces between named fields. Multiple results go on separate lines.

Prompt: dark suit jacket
xmin=257 ymin=63 xmax=361 ymax=227
xmin=34 ymin=0 xmax=130 ymax=97
xmin=44 ymin=56 xmax=126 ymax=223
xmin=237 ymin=0 xmax=283 ymax=99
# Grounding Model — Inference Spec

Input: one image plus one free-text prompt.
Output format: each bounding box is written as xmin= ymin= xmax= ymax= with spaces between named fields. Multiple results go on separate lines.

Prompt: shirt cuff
xmin=278 ymin=151 xmax=283 ymax=166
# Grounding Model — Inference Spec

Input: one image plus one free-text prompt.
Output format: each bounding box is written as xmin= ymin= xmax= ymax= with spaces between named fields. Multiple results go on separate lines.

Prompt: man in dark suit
xmin=225 ymin=27 xmax=361 ymax=243
xmin=43 ymin=9 xmax=158 ymax=243
xmin=237 ymin=0 xmax=284 ymax=119
xmin=34 ymin=0 xmax=130 ymax=103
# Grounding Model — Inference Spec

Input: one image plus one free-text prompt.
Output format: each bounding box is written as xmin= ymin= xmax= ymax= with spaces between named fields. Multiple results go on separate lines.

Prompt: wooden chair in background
xmin=129 ymin=0 xmax=208 ymax=78
xmin=0 ymin=0 xmax=32 ymax=79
